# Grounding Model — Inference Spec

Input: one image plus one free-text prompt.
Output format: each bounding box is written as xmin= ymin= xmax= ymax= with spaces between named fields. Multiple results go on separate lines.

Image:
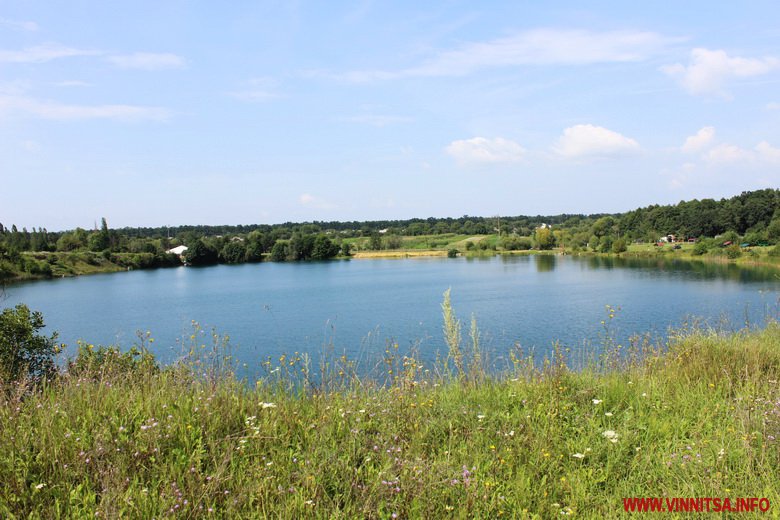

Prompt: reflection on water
xmin=3 ymin=254 xmax=778 ymax=381
xmin=534 ymin=255 xmax=557 ymax=272
xmin=582 ymin=255 xmax=779 ymax=283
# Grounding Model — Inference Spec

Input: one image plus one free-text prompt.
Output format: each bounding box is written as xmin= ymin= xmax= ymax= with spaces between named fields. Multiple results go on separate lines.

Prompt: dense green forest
xmin=2 ymin=189 xmax=780 ymax=279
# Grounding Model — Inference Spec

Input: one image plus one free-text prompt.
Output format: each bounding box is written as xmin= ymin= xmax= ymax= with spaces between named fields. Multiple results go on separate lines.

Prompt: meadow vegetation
xmin=2 ymin=296 xmax=780 ymax=518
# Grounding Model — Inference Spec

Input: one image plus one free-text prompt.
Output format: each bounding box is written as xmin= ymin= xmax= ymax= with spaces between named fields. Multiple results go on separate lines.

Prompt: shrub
xmin=725 ymin=245 xmax=742 ymax=259
xmin=0 ymin=304 xmax=59 ymax=384
xmin=447 ymin=248 xmax=459 ymax=258
xmin=692 ymin=240 xmax=710 ymax=256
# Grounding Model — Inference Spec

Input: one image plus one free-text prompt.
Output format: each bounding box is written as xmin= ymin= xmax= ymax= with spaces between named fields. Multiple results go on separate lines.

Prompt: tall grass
xmin=2 ymin=300 xmax=780 ymax=518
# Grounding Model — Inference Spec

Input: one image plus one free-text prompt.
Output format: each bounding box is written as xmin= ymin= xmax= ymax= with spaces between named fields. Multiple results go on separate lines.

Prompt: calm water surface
xmin=4 ymin=255 xmax=779 ymax=379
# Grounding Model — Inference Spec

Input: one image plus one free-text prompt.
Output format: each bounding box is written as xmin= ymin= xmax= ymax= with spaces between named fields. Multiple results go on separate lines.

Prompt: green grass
xmin=3 ymin=316 xmax=780 ymax=518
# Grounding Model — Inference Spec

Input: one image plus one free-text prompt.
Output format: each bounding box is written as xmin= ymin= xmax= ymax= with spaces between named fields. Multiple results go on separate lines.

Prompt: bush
xmin=0 ymin=304 xmax=60 ymax=384
xmin=611 ymin=238 xmax=627 ymax=254
xmin=692 ymin=240 xmax=710 ymax=256
xmin=67 ymin=342 xmax=157 ymax=380
xmin=447 ymin=248 xmax=459 ymax=258
xmin=725 ymin=245 xmax=742 ymax=259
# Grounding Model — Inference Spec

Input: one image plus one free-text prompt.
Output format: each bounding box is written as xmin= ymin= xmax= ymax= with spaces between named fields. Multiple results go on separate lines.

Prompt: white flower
xmin=477 ymin=414 xmax=486 ymax=421
xmin=604 ymin=412 xmax=613 ymax=417
xmin=572 ymin=453 xmax=586 ymax=459
xmin=35 ymin=483 xmax=45 ymax=490
xmin=261 ymin=402 xmax=276 ymax=409
xmin=602 ymin=430 xmax=619 ymax=443
xmin=592 ymin=399 xmax=603 ymax=405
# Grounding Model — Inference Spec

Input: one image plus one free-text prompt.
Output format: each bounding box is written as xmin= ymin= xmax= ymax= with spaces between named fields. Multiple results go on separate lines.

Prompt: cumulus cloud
xmin=445 ymin=137 xmax=526 ymax=165
xmin=0 ymin=95 xmax=170 ymax=121
xmin=228 ymin=78 xmax=281 ymax=102
xmin=107 ymin=52 xmax=185 ymax=70
xmin=0 ymin=18 xmax=39 ymax=31
xmin=344 ymin=114 xmax=413 ymax=127
xmin=661 ymin=48 xmax=780 ymax=97
xmin=554 ymin=124 xmax=639 ymax=158
xmin=681 ymin=126 xmax=715 ymax=153
xmin=755 ymin=141 xmax=780 ymax=163
xmin=324 ymin=28 xmax=680 ymax=82
xmin=299 ymin=193 xmax=336 ymax=210
xmin=0 ymin=43 xmax=97 ymax=63
xmin=703 ymin=143 xmax=752 ymax=164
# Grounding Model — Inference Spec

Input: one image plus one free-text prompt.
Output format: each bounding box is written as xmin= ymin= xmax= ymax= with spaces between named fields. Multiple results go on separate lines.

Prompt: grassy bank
xmin=2 ymin=321 xmax=780 ymax=518
xmin=0 ymin=251 xmax=181 ymax=282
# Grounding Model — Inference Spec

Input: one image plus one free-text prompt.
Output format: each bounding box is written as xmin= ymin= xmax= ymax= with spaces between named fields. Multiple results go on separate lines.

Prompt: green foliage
xmin=611 ymin=237 xmax=627 ymax=254
xmin=4 ymin=317 xmax=780 ymax=517
xmin=441 ymin=288 xmax=463 ymax=379
xmin=384 ymin=234 xmax=402 ymax=250
xmin=533 ymin=227 xmax=555 ymax=250
xmin=500 ymin=236 xmax=532 ymax=250
xmin=311 ymin=235 xmax=339 ymax=260
xmin=244 ymin=241 xmax=264 ymax=262
xmin=270 ymin=241 xmax=289 ymax=262
xmin=56 ymin=228 xmax=88 ymax=252
xmin=369 ymin=232 xmax=382 ymax=251
xmin=290 ymin=234 xmax=316 ymax=260
xmin=447 ymin=248 xmax=459 ymax=258
xmin=184 ymin=240 xmax=219 ymax=266
xmin=725 ymin=245 xmax=742 ymax=259
xmin=219 ymin=241 xmax=247 ymax=264
xmin=0 ymin=304 xmax=59 ymax=384
xmin=67 ymin=341 xmax=157 ymax=380
xmin=692 ymin=239 xmax=711 ymax=256
xmin=767 ymin=218 xmax=780 ymax=243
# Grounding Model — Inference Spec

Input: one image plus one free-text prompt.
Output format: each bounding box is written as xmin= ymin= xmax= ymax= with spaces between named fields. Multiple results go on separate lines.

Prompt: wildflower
xmin=602 ymin=430 xmax=619 ymax=443
xmin=261 ymin=402 xmax=277 ymax=409
xmin=477 ymin=414 xmax=486 ymax=421
xmin=604 ymin=412 xmax=613 ymax=417
xmin=572 ymin=453 xmax=586 ymax=459
xmin=35 ymin=483 xmax=45 ymax=490
xmin=592 ymin=399 xmax=602 ymax=405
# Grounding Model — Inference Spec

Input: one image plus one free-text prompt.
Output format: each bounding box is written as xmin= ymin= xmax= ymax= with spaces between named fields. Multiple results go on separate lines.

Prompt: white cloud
xmin=755 ymin=141 xmax=780 ymax=163
xmin=554 ymin=124 xmax=639 ymax=158
xmin=344 ymin=114 xmax=413 ymax=127
xmin=445 ymin=137 xmax=526 ymax=165
xmin=107 ymin=52 xmax=185 ymax=70
xmin=703 ymin=143 xmax=752 ymax=164
xmin=0 ymin=95 xmax=170 ymax=121
xmin=299 ymin=193 xmax=337 ymax=210
xmin=55 ymin=80 xmax=92 ymax=88
xmin=327 ymin=28 xmax=680 ymax=82
xmin=661 ymin=48 xmax=780 ymax=97
xmin=0 ymin=18 xmax=39 ymax=31
xmin=0 ymin=43 xmax=97 ymax=63
xmin=228 ymin=78 xmax=281 ymax=102
xmin=681 ymin=126 xmax=715 ymax=153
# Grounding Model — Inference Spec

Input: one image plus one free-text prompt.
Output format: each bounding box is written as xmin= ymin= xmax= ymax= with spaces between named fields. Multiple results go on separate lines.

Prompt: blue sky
xmin=1 ymin=1 xmax=779 ymax=230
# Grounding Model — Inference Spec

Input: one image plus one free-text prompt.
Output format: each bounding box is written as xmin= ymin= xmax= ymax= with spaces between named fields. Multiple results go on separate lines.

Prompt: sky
xmin=1 ymin=1 xmax=779 ymax=231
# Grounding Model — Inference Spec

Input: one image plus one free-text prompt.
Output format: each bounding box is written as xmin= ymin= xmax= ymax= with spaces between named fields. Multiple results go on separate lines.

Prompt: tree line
xmin=2 ymin=189 xmax=779 ymax=276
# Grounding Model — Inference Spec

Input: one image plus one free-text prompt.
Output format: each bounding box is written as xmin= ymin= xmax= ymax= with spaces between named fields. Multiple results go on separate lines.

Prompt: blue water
xmin=4 ymin=255 xmax=779 ymax=380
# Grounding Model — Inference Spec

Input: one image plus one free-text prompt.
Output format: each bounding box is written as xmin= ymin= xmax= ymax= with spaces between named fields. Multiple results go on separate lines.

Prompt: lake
xmin=3 ymin=255 xmax=779 ymax=380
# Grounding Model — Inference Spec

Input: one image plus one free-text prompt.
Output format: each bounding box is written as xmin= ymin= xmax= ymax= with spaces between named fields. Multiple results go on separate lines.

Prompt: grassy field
xmin=2 ymin=310 xmax=780 ymax=518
